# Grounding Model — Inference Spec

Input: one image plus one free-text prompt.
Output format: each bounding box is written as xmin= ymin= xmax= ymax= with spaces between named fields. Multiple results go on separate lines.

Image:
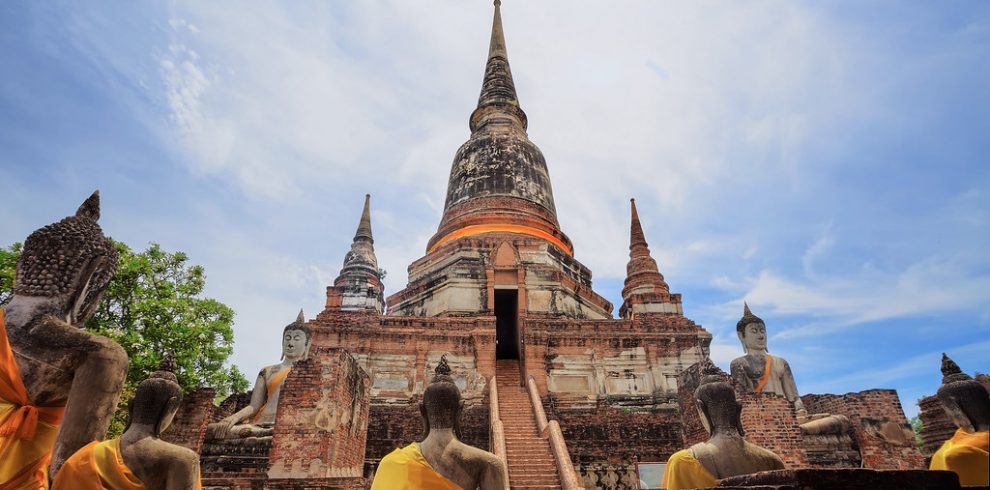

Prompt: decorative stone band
xmin=428 ymin=223 xmax=574 ymax=256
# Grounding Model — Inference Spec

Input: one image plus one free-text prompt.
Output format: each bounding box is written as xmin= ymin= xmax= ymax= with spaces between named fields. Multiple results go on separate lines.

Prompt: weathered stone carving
xmin=371 ymin=355 xmax=507 ymax=490
xmin=1 ymin=191 xmax=128 ymax=484
xmin=729 ymin=303 xmax=809 ymax=420
xmin=205 ymin=310 xmax=311 ymax=446
xmin=928 ymin=353 xmax=989 ymax=487
xmin=664 ymin=361 xmax=784 ymax=489
xmin=51 ymin=353 xmax=200 ymax=489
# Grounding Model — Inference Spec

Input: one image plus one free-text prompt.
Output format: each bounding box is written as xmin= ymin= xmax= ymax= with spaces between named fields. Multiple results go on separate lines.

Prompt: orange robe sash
xmin=250 ymin=367 xmax=291 ymax=424
xmin=51 ymin=439 xmax=147 ymax=490
xmin=370 ymin=443 xmax=463 ymax=490
xmin=754 ymin=354 xmax=773 ymax=393
xmin=0 ymin=309 xmax=67 ymax=490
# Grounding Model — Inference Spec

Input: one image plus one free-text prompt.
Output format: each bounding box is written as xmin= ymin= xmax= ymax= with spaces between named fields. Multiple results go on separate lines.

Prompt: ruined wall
xmin=268 ymin=348 xmax=371 ymax=479
xmin=802 ymin=390 xmax=924 ymax=469
xmin=310 ymin=311 xmax=496 ymax=473
xmin=161 ymin=387 xmax=216 ymax=453
xmin=737 ymin=392 xmax=809 ymax=468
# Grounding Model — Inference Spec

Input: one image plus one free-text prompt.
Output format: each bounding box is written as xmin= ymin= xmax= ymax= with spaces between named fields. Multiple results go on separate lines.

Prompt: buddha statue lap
xmin=663 ymin=360 xmax=785 ymax=490
xmin=1 ymin=191 xmax=128 ymax=487
xmin=52 ymin=353 xmax=201 ymax=490
xmin=371 ymin=355 xmax=507 ymax=490
xmin=929 ymin=353 xmax=989 ymax=487
xmin=204 ymin=310 xmax=311 ymax=450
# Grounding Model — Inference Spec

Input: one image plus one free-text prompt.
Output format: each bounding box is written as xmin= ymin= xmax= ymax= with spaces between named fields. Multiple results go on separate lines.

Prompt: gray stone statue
xmin=928 ymin=353 xmax=990 ymax=486
xmin=729 ymin=303 xmax=808 ymax=420
xmin=205 ymin=310 xmax=311 ymax=444
xmin=51 ymin=353 xmax=200 ymax=489
xmin=664 ymin=360 xmax=784 ymax=489
xmin=371 ymin=355 xmax=507 ymax=490
xmin=1 ymin=191 xmax=128 ymax=484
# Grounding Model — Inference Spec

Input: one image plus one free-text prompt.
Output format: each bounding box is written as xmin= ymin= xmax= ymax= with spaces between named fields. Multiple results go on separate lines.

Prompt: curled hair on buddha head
xmin=421 ymin=355 xmax=462 ymax=434
xmin=735 ymin=302 xmax=764 ymax=333
xmin=695 ymin=359 xmax=744 ymax=437
xmin=282 ymin=309 xmax=311 ymax=340
xmin=125 ymin=352 xmax=184 ymax=437
xmin=15 ymin=191 xmax=119 ymax=321
xmin=936 ymin=353 xmax=990 ymax=432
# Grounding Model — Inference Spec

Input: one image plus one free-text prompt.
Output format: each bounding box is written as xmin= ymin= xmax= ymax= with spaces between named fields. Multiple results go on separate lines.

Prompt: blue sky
xmin=2 ymin=1 xmax=988 ymax=417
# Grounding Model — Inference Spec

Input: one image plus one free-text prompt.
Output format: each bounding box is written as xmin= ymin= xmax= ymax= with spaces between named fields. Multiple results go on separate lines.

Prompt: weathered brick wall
xmin=551 ymin=400 xmax=683 ymax=490
xmin=802 ymin=390 xmax=924 ymax=469
xmin=161 ymin=387 xmax=216 ymax=453
xmin=917 ymin=395 xmax=956 ymax=458
xmin=738 ymin=392 xmax=809 ymax=468
xmin=268 ymin=348 xmax=371 ymax=479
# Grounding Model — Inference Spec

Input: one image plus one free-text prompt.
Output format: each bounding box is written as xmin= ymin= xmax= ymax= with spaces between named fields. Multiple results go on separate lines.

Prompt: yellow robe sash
xmin=250 ymin=366 xmax=292 ymax=424
xmin=754 ymin=354 xmax=773 ymax=393
xmin=370 ymin=443 xmax=463 ymax=490
xmin=929 ymin=428 xmax=989 ymax=487
xmin=662 ymin=449 xmax=718 ymax=490
xmin=0 ymin=309 xmax=66 ymax=490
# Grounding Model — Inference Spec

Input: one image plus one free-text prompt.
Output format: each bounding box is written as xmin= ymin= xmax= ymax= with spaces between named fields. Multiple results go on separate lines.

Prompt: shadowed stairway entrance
xmin=496 ymin=360 xmax=563 ymax=489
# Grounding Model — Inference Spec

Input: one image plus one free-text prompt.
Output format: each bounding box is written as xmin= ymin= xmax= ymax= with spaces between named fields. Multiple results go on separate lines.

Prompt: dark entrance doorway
xmin=494 ymin=289 xmax=519 ymax=360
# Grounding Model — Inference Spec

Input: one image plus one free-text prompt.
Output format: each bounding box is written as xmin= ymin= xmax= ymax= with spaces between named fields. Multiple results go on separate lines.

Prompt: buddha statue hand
xmin=206 ymin=416 xmax=241 ymax=441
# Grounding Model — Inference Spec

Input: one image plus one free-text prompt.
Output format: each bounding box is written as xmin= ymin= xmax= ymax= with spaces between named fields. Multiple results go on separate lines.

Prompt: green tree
xmin=0 ymin=243 xmax=21 ymax=306
xmin=1 ymin=241 xmax=248 ymax=435
xmin=910 ymin=415 xmax=924 ymax=449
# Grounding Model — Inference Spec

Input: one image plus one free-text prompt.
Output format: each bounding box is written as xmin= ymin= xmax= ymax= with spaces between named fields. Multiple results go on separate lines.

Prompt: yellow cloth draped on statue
xmin=251 ymin=367 xmax=291 ymax=424
xmin=51 ymin=439 xmax=147 ymax=490
xmin=930 ymin=428 xmax=989 ymax=487
xmin=0 ymin=309 xmax=66 ymax=490
xmin=370 ymin=443 xmax=463 ymax=490
xmin=662 ymin=449 xmax=718 ymax=490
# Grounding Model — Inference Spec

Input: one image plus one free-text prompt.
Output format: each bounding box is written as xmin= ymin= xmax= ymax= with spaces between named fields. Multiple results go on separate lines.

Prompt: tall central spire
xmin=470 ymin=0 xmax=527 ymax=132
xmin=428 ymin=1 xmax=570 ymax=255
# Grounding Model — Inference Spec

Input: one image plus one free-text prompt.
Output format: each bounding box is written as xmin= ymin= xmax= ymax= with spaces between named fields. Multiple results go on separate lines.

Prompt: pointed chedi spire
xmin=354 ymin=194 xmax=373 ymax=244
xmin=620 ymin=198 xmax=681 ymax=319
xmin=326 ymin=195 xmax=385 ymax=314
xmin=427 ymin=1 xmax=571 ymax=258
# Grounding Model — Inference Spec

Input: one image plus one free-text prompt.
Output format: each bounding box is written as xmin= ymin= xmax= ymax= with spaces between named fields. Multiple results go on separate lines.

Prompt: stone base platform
xmin=714 ymin=469 xmax=971 ymax=490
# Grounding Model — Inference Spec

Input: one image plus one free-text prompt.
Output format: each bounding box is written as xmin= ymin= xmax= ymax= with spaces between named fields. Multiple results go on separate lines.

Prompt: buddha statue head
xmin=736 ymin=302 xmax=767 ymax=355
xmin=936 ymin=353 xmax=990 ymax=433
xmin=695 ymin=360 xmax=745 ymax=437
xmin=13 ymin=191 xmax=118 ymax=325
xmin=281 ymin=309 xmax=311 ymax=362
xmin=420 ymin=355 xmax=462 ymax=436
xmin=125 ymin=353 xmax=184 ymax=437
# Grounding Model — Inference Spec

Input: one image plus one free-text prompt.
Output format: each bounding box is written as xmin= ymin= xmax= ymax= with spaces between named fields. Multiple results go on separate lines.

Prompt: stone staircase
xmin=496 ymin=360 xmax=562 ymax=490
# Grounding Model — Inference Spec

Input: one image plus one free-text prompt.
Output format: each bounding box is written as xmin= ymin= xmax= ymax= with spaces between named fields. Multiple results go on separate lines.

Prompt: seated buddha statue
xmin=371 ymin=355 xmax=507 ymax=490
xmin=1 ymin=191 xmax=128 ymax=487
xmin=929 ymin=353 xmax=989 ymax=487
xmin=52 ymin=353 xmax=201 ymax=490
xmin=663 ymin=360 xmax=785 ymax=490
xmin=205 ymin=310 xmax=310 ymax=445
xmin=729 ymin=303 xmax=809 ymax=421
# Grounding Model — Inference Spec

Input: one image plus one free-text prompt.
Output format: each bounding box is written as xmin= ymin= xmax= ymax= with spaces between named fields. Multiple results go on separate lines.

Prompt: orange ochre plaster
xmin=428 ymin=224 xmax=573 ymax=256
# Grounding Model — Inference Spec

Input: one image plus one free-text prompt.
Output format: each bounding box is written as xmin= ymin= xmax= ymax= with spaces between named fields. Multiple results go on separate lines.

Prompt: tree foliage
xmin=0 ymin=243 xmax=21 ymax=306
xmin=1 ymin=240 xmax=248 ymax=434
xmin=910 ymin=415 xmax=924 ymax=449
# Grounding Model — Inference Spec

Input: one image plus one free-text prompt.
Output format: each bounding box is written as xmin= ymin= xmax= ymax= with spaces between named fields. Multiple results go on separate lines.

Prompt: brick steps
xmin=496 ymin=360 xmax=563 ymax=490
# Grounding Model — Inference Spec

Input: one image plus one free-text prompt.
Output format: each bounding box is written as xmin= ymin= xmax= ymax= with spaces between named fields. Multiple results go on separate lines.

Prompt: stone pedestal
xmin=714 ymin=468 xmax=964 ymax=489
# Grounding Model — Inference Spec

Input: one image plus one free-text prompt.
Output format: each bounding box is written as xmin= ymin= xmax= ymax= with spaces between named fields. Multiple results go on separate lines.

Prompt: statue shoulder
xmin=729 ymin=356 xmax=747 ymax=370
xmin=743 ymin=441 xmax=785 ymax=469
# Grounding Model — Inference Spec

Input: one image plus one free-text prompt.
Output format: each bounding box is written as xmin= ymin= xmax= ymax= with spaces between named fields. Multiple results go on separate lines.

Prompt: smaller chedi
xmin=371 ymin=355 xmax=507 ymax=490
xmin=1 ymin=191 xmax=128 ymax=488
xmin=206 ymin=310 xmax=311 ymax=446
xmin=663 ymin=360 xmax=784 ymax=490
xmin=729 ymin=303 xmax=809 ymax=420
xmin=52 ymin=353 xmax=201 ymax=490
xmin=929 ymin=353 xmax=989 ymax=487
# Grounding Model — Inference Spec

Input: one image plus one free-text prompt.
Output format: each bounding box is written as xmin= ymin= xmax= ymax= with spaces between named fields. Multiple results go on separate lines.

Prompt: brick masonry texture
xmin=161 ymin=387 xmax=216 ymax=453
